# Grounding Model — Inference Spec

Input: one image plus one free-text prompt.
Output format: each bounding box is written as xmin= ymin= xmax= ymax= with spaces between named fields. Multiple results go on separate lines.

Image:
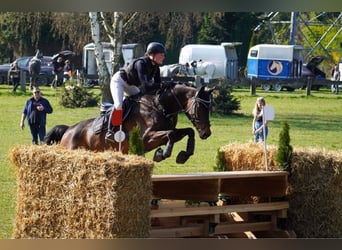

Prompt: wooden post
xmin=20 ymin=71 xmax=26 ymax=92
xmin=306 ymin=77 xmax=312 ymax=96
xmin=250 ymin=78 xmax=256 ymax=96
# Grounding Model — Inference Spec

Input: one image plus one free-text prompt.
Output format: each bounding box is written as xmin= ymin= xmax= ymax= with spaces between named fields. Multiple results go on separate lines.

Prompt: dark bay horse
xmin=28 ymin=50 xmax=43 ymax=90
xmin=59 ymin=83 xmax=214 ymax=164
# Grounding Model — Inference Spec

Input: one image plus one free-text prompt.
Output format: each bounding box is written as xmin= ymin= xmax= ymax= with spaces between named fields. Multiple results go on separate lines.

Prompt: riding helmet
xmin=146 ymin=42 xmax=166 ymax=55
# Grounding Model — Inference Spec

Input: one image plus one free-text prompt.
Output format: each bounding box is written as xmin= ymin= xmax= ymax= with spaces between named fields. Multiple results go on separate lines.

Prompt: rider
xmin=105 ymin=42 xmax=167 ymax=142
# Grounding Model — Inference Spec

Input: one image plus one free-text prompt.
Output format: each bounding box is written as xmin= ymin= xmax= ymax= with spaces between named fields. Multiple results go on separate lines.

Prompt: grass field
xmin=0 ymin=83 xmax=341 ymax=238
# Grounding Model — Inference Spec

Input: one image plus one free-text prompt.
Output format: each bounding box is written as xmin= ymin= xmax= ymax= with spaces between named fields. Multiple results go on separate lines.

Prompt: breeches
xmin=110 ymin=71 xmax=140 ymax=110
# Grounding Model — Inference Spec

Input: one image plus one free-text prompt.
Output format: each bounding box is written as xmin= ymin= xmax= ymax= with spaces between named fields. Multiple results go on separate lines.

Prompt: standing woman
xmin=252 ymin=97 xmax=269 ymax=142
xmin=105 ymin=42 xmax=166 ymax=142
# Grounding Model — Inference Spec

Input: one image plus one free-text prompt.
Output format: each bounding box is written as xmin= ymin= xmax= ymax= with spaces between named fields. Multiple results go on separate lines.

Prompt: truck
xmin=247 ymin=43 xmax=326 ymax=91
xmin=82 ymin=42 xmax=144 ymax=84
xmin=178 ymin=42 xmax=242 ymax=80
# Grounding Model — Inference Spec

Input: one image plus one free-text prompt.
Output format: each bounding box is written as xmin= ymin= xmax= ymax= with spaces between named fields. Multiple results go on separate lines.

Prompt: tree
xmin=275 ymin=120 xmax=293 ymax=173
xmin=88 ymin=12 xmax=114 ymax=103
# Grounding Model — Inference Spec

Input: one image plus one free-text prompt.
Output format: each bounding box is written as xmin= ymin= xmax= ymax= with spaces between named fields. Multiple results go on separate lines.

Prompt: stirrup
xmin=105 ymin=131 xmax=115 ymax=142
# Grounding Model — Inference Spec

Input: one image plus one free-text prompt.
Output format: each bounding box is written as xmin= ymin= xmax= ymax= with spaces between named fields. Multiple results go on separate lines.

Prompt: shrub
xmin=128 ymin=125 xmax=145 ymax=156
xmin=211 ymin=81 xmax=240 ymax=115
xmin=59 ymin=83 xmax=99 ymax=108
xmin=214 ymin=147 xmax=226 ymax=171
xmin=276 ymin=120 xmax=293 ymax=172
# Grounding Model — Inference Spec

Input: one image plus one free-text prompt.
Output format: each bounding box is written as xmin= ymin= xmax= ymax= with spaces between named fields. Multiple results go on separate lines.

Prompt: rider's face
xmin=152 ymin=53 xmax=165 ymax=65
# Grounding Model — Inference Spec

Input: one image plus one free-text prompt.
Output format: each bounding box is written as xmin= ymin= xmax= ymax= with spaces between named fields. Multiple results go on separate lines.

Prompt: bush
xmin=276 ymin=120 xmax=293 ymax=172
xmin=59 ymin=83 xmax=99 ymax=108
xmin=211 ymin=81 xmax=240 ymax=115
xmin=128 ymin=125 xmax=145 ymax=156
xmin=214 ymin=147 xmax=226 ymax=172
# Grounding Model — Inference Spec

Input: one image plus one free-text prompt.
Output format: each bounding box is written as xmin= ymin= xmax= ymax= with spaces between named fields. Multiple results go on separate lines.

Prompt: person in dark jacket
xmin=20 ymin=87 xmax=53 ymax=145
xmin=8 ymin=60 xmax=20 ymax=92
xmin=105 ymin=42 xmax=166 ymax=142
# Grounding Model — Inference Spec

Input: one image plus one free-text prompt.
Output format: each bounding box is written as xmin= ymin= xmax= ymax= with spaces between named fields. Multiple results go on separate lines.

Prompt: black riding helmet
xmin=146 ymin=42 xmax=166 ymax=55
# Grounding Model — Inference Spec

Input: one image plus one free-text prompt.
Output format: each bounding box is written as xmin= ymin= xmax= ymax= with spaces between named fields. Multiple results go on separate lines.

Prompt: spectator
xmin=252 ymin=96 xmax=269 ymax=142
xmin=8 ymin=61 xmax=20 ymax=92
xmin=52 ymin=57 xmax=65 ymax=88
xmin=63 ymin=59 xmax=72 ymax=83
xmin=20 ymin=87 xmax=53 ymax=145
xmin=331 ymin=64 xmax=340 ymax=94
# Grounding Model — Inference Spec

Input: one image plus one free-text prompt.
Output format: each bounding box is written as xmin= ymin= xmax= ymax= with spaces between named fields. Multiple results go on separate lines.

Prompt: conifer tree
xmin=128 ymin=125 xmax=145 ymax=156
xmin=276 ymin=120 xmax=293 ymax=173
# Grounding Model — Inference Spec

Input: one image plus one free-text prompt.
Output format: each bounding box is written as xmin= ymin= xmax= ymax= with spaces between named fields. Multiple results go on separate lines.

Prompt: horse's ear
xmin=199 ymin=85 xmax=215 ymax=94
xmin=206 ymin=86 xmax=216 ymax=93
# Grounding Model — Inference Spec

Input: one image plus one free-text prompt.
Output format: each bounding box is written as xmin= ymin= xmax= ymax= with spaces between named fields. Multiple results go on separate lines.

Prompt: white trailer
xmin=82 ymin=42 xmax=144 ymax=82
xmin=178 ymin=42 xmax=241 ymax=80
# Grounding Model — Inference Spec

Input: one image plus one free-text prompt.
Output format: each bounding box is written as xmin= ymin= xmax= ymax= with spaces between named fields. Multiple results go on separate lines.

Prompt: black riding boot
xmin=105 ymin=113 xmax=115 ymax=143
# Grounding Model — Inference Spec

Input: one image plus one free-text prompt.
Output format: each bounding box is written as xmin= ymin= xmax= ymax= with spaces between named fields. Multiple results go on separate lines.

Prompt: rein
xmin=163 ymin=87 xmax=211 ymax=126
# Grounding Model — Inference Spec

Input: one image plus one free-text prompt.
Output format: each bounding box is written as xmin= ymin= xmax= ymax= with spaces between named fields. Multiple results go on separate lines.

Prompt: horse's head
xmin=158 ymin=83 xmax=213 ymax=139
xmin=185 ymin=85 xmax=214 ymax=139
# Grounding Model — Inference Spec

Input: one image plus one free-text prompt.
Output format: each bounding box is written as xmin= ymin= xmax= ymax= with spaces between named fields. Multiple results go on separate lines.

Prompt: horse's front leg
xmin=144 ymin=128 xmax=195 ymax=163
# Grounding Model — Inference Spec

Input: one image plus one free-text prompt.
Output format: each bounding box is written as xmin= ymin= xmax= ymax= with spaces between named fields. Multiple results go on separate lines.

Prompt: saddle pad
xmin=93 ymin=114 xmax=108 ymax=134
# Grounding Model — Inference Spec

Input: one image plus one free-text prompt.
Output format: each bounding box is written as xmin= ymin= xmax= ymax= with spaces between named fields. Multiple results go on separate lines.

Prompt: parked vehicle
xmin=82 ymin=42 xmax=144 ymax=85
xmin=0 ymin=56 xmax=54 ymax=85
xmin=247 ymin=44 xmax=326 ymax=91
xmin=178 ymin=42 xmax=242 ymax=80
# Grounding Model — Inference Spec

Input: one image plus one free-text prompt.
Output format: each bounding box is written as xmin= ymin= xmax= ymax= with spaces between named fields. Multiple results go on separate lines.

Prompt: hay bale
xmin=219 ymin=143 xmax=342 ymax=237
xmin=287 ymin=147 xmax=342 ymax=238
xmin=9 ymin=145 xmax=154 ymax=239
xmin=219 ymin=142 xmax=279 ymax=171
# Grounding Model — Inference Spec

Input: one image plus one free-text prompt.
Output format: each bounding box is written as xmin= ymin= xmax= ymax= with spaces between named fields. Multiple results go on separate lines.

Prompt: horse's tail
xmin=44 ymin=124 xmax=69 ymax=145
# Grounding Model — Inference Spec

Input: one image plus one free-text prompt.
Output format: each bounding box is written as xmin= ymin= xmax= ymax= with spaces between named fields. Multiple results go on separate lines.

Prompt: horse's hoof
xmin=153 ymin=148 xmax=164 ymax=162
xmin=176 ymin=151 xmax=190 ymax=164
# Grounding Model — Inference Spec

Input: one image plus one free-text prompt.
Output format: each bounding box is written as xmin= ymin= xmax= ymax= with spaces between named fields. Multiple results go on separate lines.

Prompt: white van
xmin=178 ymin=43 xmax=241 ymax=80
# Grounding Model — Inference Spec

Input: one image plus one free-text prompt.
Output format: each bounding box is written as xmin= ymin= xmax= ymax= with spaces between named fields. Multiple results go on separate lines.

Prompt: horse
xmin=186 ymin=60 xmax=216 ymax=83
xmin=28 ymin=50 xmax=43 ymax=90
xmin=159 ymin=63 xmax=189 ymax=77
xmin=58 ymin=83 xmax=214 ymax=164
xmin=44 ymin=124 xmax=70 ymax=145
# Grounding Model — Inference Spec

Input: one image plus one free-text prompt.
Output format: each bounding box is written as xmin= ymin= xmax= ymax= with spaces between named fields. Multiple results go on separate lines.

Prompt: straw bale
xmin=219 ymin=143 xmax=342 ymax=237
xmin=219 ymin=142 xmax=279 ymax=171
xmin=286 ymin=147 xmax=342 ymax=238
xmin=9 ymin=145 xmax=154 ymax=239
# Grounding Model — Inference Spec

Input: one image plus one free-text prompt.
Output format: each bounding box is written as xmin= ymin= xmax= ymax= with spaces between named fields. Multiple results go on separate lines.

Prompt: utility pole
xmin=289 ymin=12 xmax=298 ymax=45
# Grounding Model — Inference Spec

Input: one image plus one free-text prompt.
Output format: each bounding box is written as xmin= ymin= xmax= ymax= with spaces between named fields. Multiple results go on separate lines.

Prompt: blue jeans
xmin=254 ymin=121 xmax=268 ymax=142
xmin=29 ymin=124 xmax=46 ymax=145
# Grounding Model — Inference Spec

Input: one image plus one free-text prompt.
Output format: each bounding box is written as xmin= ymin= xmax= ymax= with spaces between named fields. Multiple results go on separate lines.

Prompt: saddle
xmin=92 ymin=94 xmax=142 ymax=134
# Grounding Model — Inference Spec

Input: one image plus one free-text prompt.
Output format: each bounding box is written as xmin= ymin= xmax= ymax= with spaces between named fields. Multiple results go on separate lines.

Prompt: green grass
xmin=0 ymin=83 xmax=341 ymax=238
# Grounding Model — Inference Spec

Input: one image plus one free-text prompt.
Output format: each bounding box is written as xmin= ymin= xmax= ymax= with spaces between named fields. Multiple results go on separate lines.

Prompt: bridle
xmin=161 ymin=87 xmax=211 ymax=128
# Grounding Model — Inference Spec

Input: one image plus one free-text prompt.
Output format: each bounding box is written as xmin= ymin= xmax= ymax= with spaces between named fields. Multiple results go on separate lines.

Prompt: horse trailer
xmin=82 ymin=42 xmax=144 ymax=83
xmin=178 ymin=43 xmax=242 ymax=80
xmin=247 ymin=44 xmax=304 ymax=80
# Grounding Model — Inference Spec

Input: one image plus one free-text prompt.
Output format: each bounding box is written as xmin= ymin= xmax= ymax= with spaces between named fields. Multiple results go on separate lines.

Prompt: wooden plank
xmin=149 ymin=225 xmax=204 ymax=238
xmin=150 ymin=201 xmax=289 ymax=218
xmin=152 ymin=171 xmax=288 ymax=182
xmin=219 ymin=174 xmax=288 ymax=197
xmin=214 ymin=221 xmax=274 ymax=234
xmin=152 ymin=179 xmax=219 ymax=201
xmin=152 ymin=171 xmax=288 ymax=200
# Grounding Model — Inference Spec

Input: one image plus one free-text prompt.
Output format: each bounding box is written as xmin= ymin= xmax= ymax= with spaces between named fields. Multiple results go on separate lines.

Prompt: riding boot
xmin=105 ymin=109 xmax=123 ymax=142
